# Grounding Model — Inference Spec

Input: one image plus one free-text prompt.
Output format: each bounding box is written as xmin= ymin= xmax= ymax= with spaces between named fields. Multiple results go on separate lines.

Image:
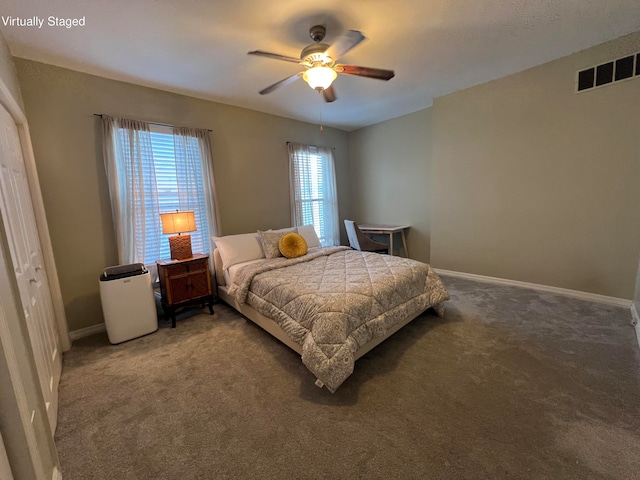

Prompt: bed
xmin=213 ymin=227 xmax=449 ymax=392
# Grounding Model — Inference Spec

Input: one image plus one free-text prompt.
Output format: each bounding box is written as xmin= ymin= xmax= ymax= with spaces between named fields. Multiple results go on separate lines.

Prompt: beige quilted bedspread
xmin=228 ymin=247 xmax=449 ymax=392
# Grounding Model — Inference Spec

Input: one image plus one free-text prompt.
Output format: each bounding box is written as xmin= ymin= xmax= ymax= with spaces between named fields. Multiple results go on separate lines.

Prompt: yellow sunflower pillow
xmin=279 ymin=232 xmax=308 ymax=259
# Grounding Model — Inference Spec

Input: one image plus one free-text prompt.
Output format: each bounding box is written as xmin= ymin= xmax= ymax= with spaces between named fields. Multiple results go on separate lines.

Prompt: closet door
xmin=0 ymin=102 xmax=61 ymax=431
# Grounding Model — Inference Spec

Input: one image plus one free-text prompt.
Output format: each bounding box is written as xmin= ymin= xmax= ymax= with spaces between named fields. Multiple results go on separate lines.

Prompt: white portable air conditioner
xmin=99 ymin=263 xmax=158 ymax=344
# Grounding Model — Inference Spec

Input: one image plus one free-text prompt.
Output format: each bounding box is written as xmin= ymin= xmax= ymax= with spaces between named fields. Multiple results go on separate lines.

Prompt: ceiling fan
xmin=248 ymin=25 xmax=395 ymax=103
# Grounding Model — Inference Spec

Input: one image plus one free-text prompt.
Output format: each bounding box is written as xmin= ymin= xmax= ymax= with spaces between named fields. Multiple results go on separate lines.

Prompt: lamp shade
xmin=160 ymin=211 xmax=196 ymax=235
xmin=303 ymin=66 xmax=337 ymax=90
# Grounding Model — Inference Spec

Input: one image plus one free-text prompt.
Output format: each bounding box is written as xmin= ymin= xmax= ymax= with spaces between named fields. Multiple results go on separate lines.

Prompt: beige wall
xmin=15 ymin=59 xmax=349 ymax=332
xmin=431 ymin=31 xmax=640 ymax=299
xmin=348 ymin=109 xmax=432 ymax=262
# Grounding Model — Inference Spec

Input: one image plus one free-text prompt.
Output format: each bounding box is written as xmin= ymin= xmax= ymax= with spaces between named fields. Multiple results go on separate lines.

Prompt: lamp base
xmin=168 ymin=234 xmax=193 ymax=260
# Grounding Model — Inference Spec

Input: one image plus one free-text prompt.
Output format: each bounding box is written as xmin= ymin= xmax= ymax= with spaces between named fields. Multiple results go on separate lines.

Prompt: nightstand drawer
xmin=165 ymin=263 xmax=190 ymax=276
xmin=187 ymin=258 xmax=208 ymax=271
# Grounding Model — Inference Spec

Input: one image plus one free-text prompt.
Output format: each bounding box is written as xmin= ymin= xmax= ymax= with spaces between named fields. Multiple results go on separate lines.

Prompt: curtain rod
xmin=286 ymin=141 xmax=335 ymax=150
xmin=93 ymin=114 xmax=212 ymax=132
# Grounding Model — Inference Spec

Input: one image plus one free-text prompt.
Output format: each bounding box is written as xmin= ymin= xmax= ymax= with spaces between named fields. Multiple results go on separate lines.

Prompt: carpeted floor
xmin=55 ymin=276 xmax=640 ymax=479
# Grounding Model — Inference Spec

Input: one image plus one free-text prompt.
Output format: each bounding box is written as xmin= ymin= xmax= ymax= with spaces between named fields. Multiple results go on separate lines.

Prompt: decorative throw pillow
xmin=257 ymin=230 xmax=287 ymax=258
xmin=279 ymin=233 xmax=308 ymax=259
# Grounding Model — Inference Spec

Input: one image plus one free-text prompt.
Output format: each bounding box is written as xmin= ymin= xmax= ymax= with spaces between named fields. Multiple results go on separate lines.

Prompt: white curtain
xmin=102 ymin=116 xmax=159 ymax=265
xmin=173 ymin=126 xmax=220 ymax=254
xmin=288 ymin=142 xmax=340 ymax=246
xmin=102 ymin=116 xmax=218 ymax=269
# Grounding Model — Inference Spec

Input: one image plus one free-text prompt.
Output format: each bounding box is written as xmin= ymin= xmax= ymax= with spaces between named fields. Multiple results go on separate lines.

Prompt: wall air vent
xmin=576 ymin=52 xmax=639 ymax=92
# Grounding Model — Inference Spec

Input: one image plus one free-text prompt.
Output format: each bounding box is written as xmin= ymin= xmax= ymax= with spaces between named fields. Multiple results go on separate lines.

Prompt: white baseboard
xmin=434 ymin=269 xmax=633 ymax=308
xmin=69 ymin=323 xmax=106 ymax=340
xmin=52 ymin=466 xmax=62 ymax=480
xmin=631 ymin=304 xmax=640 ymax=351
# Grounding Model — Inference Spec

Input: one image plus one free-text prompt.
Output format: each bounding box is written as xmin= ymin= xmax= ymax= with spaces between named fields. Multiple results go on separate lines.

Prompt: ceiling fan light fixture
xmin=303 ymin=66 xmax=337 ymax=91
xmin=249 ymin=26 xmax=394 ymax=101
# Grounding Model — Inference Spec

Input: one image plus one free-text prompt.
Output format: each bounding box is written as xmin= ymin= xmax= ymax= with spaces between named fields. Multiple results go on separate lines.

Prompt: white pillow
xmin=212 ymin=233 xmax=264 ymax=270
xmin=268 ymin=227 xmax=297 ymax=234
xmin=297 ymin=225 xmax=321 ymax=248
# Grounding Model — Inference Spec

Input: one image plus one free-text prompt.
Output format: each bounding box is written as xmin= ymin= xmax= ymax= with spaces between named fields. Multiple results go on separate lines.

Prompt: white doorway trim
xmin=0 ymin=75 xmax=70 ymax=352
xmin=0 ymin=72 xmax=63 ymax=479
xmin=0 ymin=431 xmax=15 ymax=480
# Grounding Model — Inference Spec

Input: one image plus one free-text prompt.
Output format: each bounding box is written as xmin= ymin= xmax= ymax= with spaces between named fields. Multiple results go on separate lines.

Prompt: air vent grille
xmin=576 ymin=52 xmax=639 ymax=92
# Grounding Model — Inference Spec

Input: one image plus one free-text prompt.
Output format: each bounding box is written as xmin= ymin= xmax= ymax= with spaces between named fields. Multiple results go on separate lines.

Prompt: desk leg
xmin=401 ymin=231 xmax=409 ymax=257
xmin=389 ymin=233 xmax=394 ymax=256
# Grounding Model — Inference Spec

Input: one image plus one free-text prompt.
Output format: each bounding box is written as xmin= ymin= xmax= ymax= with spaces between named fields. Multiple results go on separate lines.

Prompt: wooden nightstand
xmin=157 ymin=253 xmax=214 ymax=328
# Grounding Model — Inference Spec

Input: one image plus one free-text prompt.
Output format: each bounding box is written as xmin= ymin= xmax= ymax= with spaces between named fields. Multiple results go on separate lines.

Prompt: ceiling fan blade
xmin=322 ymin=85 xmax=337 ymax=103
xmin=324 ymin=30 xmax=365 ymax=61
xmin=336 ymin=64 xmax=395 ymax=81
xmin=258 ymin=72 xmax=303 ymax=95
xmin=248 ymin=50 xmax=301 ymax=64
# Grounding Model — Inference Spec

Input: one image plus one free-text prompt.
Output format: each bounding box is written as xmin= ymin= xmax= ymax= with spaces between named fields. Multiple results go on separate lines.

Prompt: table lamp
xmin=160 ymin=210 xmax=196 ymax=260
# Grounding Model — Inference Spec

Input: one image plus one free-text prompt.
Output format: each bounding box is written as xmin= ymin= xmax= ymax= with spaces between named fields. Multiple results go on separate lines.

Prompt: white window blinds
xmin=145 ymin=129 xmax=211 ymax=262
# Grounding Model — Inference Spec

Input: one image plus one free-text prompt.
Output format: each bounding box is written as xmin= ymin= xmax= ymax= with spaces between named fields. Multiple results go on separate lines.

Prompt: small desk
xmin=358 ymin=224 xmax=410 ymax=257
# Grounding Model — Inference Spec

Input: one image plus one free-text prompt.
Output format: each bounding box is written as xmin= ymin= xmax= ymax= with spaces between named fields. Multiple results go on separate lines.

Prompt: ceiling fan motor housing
xmin=301 ymin=43 xmax=332 ymax=65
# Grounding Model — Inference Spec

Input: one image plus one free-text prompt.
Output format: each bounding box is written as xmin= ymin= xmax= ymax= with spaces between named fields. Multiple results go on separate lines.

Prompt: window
xmin=288 ymin=142 xmax=339 ymax=246
xmin=144 ymin=127 xmax=210 ymax=262
xmin=102 ymin=116 xmax=217 ymax=266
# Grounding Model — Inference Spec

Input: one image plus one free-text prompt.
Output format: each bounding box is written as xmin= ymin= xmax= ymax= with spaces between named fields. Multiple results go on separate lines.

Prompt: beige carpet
xmin=55 ymin=276 xmax=640 ymax=479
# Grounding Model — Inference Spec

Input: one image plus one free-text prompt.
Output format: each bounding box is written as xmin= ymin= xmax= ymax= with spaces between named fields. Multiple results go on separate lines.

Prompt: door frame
xmin=0 ymin=72 xmax=66 ymax=477
xmin=0 ymin=431 xmax=15 ymax=480
xmin=0 ymin=74 xmax=70 ymax=352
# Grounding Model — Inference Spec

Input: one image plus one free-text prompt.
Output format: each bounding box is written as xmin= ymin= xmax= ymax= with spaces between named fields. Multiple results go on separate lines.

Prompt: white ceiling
xmin=2 ymin=0 xmax=640 ymax=131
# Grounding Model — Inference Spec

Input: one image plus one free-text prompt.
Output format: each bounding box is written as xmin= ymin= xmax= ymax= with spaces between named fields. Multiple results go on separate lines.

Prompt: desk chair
xmin=344 ymin=220 xmax=389 ymax=254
